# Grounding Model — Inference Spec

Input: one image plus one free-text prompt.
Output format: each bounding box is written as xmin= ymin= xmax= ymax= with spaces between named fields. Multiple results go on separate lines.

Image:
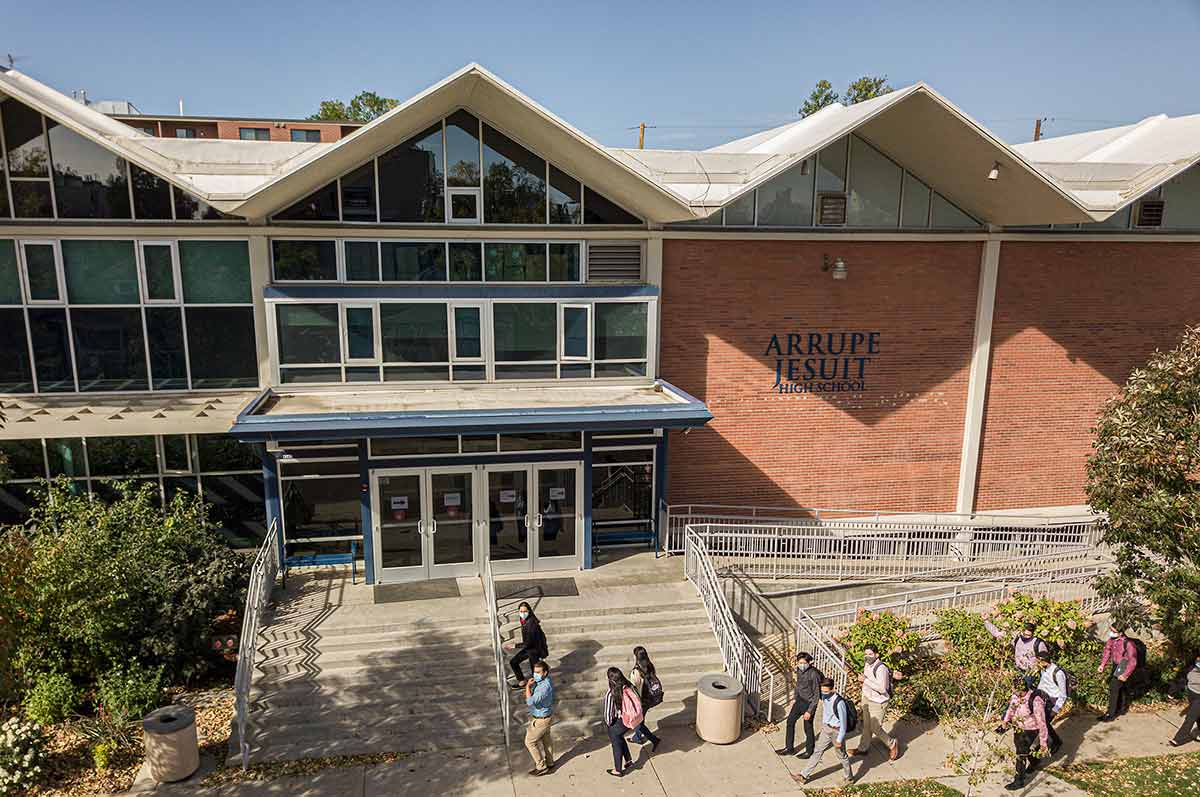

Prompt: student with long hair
xmin=505 ymin=601 xmax=549 ymax=688
xmin=602 ymin=666 xmax=637 ymax=777
xmin=628 ymin=646 xmax=662 ymax=749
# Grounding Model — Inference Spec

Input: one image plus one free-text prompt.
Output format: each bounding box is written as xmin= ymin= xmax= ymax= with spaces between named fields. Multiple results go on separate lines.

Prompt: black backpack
xmin=833 ymin=695 xmax=858 ymax=734
xmin=639 ymin=669 xmax=665 ymax=709
xmin=1052 ymin=664 xmax=1078 ymax=698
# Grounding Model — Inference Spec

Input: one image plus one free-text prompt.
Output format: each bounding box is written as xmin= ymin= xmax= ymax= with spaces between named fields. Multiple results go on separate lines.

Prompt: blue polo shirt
xmin=527 ymin=677 xmax=554 ymax=718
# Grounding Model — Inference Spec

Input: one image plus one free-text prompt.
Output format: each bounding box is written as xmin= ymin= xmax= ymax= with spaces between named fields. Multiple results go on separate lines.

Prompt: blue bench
xmin=284 ymin=540 xmax=359 ymax=584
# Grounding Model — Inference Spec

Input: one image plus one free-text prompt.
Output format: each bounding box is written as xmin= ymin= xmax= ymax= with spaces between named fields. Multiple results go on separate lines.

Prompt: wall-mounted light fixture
xmin=822 ymin=254 xmax=848 ymax=280
xmin=987 ymin=161 xmax=1001 ymax=181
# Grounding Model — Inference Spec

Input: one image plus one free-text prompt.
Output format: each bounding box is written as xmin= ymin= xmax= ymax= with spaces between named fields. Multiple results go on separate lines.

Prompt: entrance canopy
xmin=232 ymin=380 xmax=711 ymax=441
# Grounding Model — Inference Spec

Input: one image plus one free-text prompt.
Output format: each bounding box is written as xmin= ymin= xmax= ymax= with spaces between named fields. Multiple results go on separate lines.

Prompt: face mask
xmin=798 ymin=663 xmax=809 ymax=671
xmin=519 ymin=611 xmax=529 ymax=621
xmin=864 ymin=654 xmax=877 ymax=664
xmin=1108 ymin=631 xmax=1119 ymax=639
xmin=1021 ymin=633 xmax=1034 ymax=640
xmin=821 ymin=691 xmax=833 ymax=700
xmin=533 ymin=672 xmax=544 ymax=682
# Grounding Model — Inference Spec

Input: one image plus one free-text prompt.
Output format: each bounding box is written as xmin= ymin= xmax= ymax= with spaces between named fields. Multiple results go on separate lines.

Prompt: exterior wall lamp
xmin=822 ymin=254 xmax=848 ymax=280
xmin=987 ymin=161 xmax=1001 ymax=181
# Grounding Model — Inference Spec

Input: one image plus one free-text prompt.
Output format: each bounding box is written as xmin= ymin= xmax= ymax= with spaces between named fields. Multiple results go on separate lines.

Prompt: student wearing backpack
xmin=983 ymin=613 xmax=1049 ymax=671
xmin=797 ymin=678 xmax=855 ymax=786
xmin=996 ymin=675 xmax=1050 ymax=791
xmin=627 ymin=646 xmax=663 ymax=750
xmin=853 ymin=645 xmax=900 ymax=761
xmin=1169 ymin=652 xmax=1200 ymax=746
xmin=1033 ymin=650 xmax=1068 ymax=755
xmin=505 ymin=601 xmax=549 ymax=689
xmin=602 ymin=667 xmax=643 ymax=777
xmin=523 ymin=660 xmax=555 ymax=777
xmin=1097 ymin=625 xmax=1138 ymax=721
xmin=775 ymin=652 xmax=823 ymax=759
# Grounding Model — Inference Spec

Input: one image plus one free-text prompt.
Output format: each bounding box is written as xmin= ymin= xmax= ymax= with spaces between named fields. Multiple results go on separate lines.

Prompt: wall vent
xmin=1135 ymin=199 xmax=1165 ymax=228
xmin=817 ymin=193 xmax=848 ymax=226
xmin=586 ymin=241 xmax=644 ymax=282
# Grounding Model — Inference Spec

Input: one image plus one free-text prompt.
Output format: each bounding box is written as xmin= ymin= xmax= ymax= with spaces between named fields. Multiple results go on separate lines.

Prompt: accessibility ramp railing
xmin=233 ymin=517 xmax=281 ymax=770
xmin=795 ymin=606 xmax=850 ymax=695
xmin=481 ymin=558 xmax=512 ymax=750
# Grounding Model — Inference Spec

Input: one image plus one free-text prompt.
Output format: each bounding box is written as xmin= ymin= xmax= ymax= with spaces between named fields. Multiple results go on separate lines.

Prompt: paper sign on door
xmin=443 ymin=493 xmax=462 ymax=507
xmin=499 ymin=489 xmax=517 ymax=503
xmin=390 ymin=496 xmax=409 ymax=510
xmin=548 ymin=487 xmax=567 ymax=500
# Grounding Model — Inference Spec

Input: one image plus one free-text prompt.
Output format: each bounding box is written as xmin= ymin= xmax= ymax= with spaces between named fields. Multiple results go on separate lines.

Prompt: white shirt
xmin=1037 ymin=664 xmax=1068 ymax=712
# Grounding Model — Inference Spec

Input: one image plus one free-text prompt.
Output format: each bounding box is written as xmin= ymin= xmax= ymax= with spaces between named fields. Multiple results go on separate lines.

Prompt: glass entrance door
xmin=427 ymin=467 xmax=476 ymax=578
xmin=485 ymin=465 xmax=530 ymax=574
xmin=485 ymin=462 xmax=582 ymax=573
xmin=372 ymin=466 xmax=477 ymax=582
xmin=532 ymin=464 xmax=581 ymax=571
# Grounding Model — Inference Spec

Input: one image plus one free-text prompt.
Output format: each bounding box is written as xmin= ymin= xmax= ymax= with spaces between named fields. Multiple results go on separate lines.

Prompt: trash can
xmin=695 ymin=672 xmax=744 ymax=744
xmin=142 ymin=705 xmax=199 ymax=782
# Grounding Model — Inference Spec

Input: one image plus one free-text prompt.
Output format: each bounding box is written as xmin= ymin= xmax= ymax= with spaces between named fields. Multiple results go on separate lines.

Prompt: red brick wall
xmin=661 ymin=239 xmax=982 ymax=511
xmin=973 ymin=241 xmax=1200 ymax=510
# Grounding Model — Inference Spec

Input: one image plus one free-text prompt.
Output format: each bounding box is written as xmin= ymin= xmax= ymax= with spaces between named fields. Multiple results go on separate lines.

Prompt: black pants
xmin=1043 ymin=705 xmax=1062 ymax=750
xmin=1014 ymin=729 xmax=1041 ymax=781
xmin=1173 ymin=692 xmax=1200 ymax=744
xmin=607 ymin=719 xmax=633 ymax=771
xmin=1107 ymin=676 xmax=1130 ymax=718
xmin=510 ymin=648 xmax=533 ymax=682
xmin=785 ymin=699 xmax=815 ymax=754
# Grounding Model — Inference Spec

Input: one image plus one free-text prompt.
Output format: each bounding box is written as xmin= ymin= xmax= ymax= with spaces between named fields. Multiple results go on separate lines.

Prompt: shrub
xmin=933 ymin=609 xmax=1008 ymax=670
xmin=22 ymin=671 xmax=82 ymax=726
xmin=984 ymin=592 xmax=1095 ymax=654
xmin=74 ymin=707 xmax=138 ymax=751
xmin=91 ymin=739 xmax=115 ymax=772
xmin=0 ymin=716 xmax=47 ymax=796
xmin=97 ymin=663 xmax=164 ymax=721
xmin=1057 ymin=639 xmax=1107 ymax=709
xmin=836 ymin=609 xmax=922 ymax=677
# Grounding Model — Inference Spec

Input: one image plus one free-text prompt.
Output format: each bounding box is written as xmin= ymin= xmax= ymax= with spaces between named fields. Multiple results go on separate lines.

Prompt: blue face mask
xmin=821 ymin=691 xmax=834 ymax=700
xmin=534 ymin=672 xmax=544 ymax=682
xmin=519 ymin=611 xmax=529 ymax=621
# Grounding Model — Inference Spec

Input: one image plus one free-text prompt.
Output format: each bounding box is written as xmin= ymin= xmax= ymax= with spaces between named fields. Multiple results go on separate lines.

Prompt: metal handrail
xmin=234 ymin=518 xmax=281 ymax=771
xmin=482 ymin=558 xmax=512 ymax=750
xmin=795 ymin=607 xmax=849 ymax=695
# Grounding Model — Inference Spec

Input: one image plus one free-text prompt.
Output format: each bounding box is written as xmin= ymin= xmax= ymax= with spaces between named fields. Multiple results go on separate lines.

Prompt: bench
xmin=284 ymin=539 xmax=359 ymax=584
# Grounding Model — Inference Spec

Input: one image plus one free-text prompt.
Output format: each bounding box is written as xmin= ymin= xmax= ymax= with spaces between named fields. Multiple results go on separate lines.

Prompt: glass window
xmin=445 ymin=110 xmax=481 ymax=187
xmin=23 ymin=243 xmax=59 ymax=301
xmin=274 ymin=182 xmax=339 ymax=221
xmin=162 ymin=435 xmax=191 ymax=471
xmin=0 ymin=240 xmax=21 ymax=303
xmin=186 ymin=307 xmax=258 ymax=388
xmin=344 ymin=240 xmax=380 ymax=281
xmin=549 ymin=243 xmax=580 ymax=282
xmin=594 ymin=303 xmax=647 ymax=360
xmin=449 ymin=242 xmax=482 ymax=281
xmin=344 ymin=306 xmax=375 ymax=360
xmin=381 ymin=242 xmax=446 ymax=281
xmin=281 ymin=477 xmax=361 ymax=538
xmin=281 ymin=366 xmax=341 ymax=383
xmin=380 ymin=303 xmax=448 ymax=362
xmin=197 ymin=434 xmax=260 ymax=471
xmin=584 ymin=187 xmax=640 ymax=224
xmin=175 ymin=128 xmax=196 ymax=139
xmin=549 ymin=166 xmax=582 ymax=224
xmin=346 ymin=366 xmax=380 ymax=382
xmin=595 ymin=362 xmax=647 ymax=377
xmin=239 ymin=128 xmax=269 ymax=141
xmin=291 ymin=129 xmax=322 ymax=143
xmin=340 ymin=162 xmax=377 ymax=222
xmin=87 ymin=435 xmax=157 ymax=476
xmin=3 ymin=100 xmax=49 ymax=177
xmin=370 ymin=437 xmax=459 ymax=457
xmin=1162 ymin=166 xmax=1200 ymax=229
xmin=46 ymin=438 xmax=86 ymax=478
xmin=145 ymin=306 xmax=188 ymax=389
xmin=277 ymin=303 xmax=340 ymax=364
xmin=174 ymin=190 xmax=230 ymax=221
xmin=485 ymin=242 xmax=546 ymax=282
xmin=131 ymin=164 xmax=173 ymax=221
xmin=725 ymin=191 xmax=756 ymax=225
xmin=499 ymin=432 xmax=582 ymax=451
xmin=817 ymin=137 xmax=849 ymax=194
xmin=28 ymin=308 xmax=73 ymax=391
xmin=900 ymin=173 xmax=932 ymax=228
xmin=449 ymin=191 xmax=479 ymax=222
xmin=378 ymin=123 xmax=444 ymax=223
xmin=47 ymin=121 xmax=132 ymax=219
xmin=70 ymin=309 xmax=148 ymax=391
xmin=62 ymin=240 xmax=139 ymax=304
xmin=0 ymin=169 xmax=8 ymax=218
xmin=453 ymin=306 xmax=482 ymax=359
xmin=179 ymin=241 xmax=251 ymax=303
xmin=930 ymin=192 xmax=979 ymax=228
xmin=560 ymin=363 xmax=591 ymax=379
xmin=141 ymin=244 xmax=176 ymax=301
xmin=847 ymin=136 xmax=902 ymax=227
xmin=11 ymin=181 xmax=53 ymax=219
xmin=563 ymin=306 xmax=589 ymax=359
xmin=756 ymin=159 xmax=814 ymax=226
xmin=382 ymin=365 xmax=448 ymax=382
xmin=493 ymin=304 xmax=555 ymax=361
xmin=0 ymin=308 xmax=32 ymax=392
xmin=482 ymin=124 xmax=546 ymax=223
xmin=0 ymin=439 xmax=45 ymax=478
xmin=461 ymin=434 xmax=497 ymax=453
xmin=272 ymin=240 xmax=338 ymax=281
xmin=204 ymin=473 xmax=266 ymax=549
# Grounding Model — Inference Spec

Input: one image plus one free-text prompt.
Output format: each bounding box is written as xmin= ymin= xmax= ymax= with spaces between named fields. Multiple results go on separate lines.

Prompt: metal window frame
xmin=341 ymin=303 xmax=381 ymax=364
xmin=18 ymin=239 xmax=65 ymax=304
xmin=560 ymin=303 xmax=591 ymax=361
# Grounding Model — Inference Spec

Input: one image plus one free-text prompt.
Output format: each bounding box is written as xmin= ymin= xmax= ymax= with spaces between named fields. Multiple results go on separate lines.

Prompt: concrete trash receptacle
xmin=695 ymin=672 xmax=744 ymax=744
xmin=142 ymin=705 xmax=199 ymax=782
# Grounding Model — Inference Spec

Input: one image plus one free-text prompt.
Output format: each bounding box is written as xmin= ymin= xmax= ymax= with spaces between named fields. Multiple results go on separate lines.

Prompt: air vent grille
xmin=1135 ymin=199 xmax=1165 ymax=228
xmin=587 ymin=242 xmax=643 ymax=282
xmin=817 ymin=193 xmax=848 ymax=226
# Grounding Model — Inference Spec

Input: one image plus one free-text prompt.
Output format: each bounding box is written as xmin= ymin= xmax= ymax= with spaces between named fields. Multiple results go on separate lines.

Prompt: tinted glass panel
xmin=25 ymin=244 xmax=59 ymax=301
xmin=499 ymin=432 xmax=582 ymax=451
xmin=71 ymin=309 xmax=148 ymax=391
xmin=0 ymin=308 xmax=32 ymax=392
xmin=847 ymin=136 xmax=901 ymax=227
xmin=493 ymin=304 xmax=555 ymax=361
xmin=345 ymin=306 xmax=375 ymax=359
xmin=202 ymin=473 xmax=266 ymax=549
xmin=186 ymin=307 xmax=258 ymax=388
xmin=239 ymin=128 xmax=269 ymax=141
xmin=3 ymin=100 xmax=49 ymax=177
xmin=272 ymin=240 xmax=338 ymax=281
xmin=900 ymin=173 xmax=932 ymax=228
xmin=162 ymin=435 xmax=190 ymax=471
xmin=47 ymin=438 xmax=86 ymax=478
xmin=174 ymin=190 xmax=230 ymax=221
xmin=142 ymin=245 xmax=175 ymax=300
xmin=346 ymin=366 xmax=380 ymax=382
xmin=180 ymin=241 xmax=251 ymax=303
xmin=548 ymin=166 xmax=582 ymax=224
xmin=725 ymin=191 xmax=755 ymax=225
xmin=594 ymin=303 xmax=647 ymax=360
xmin=378 ymin=124 xmax=444 ymax=223
xmin=560 ymin=363 xmax=591 ymax=378
xmin=344 ymin=241 xmax=380 ymax=281
xmin=131 ymin=164 xmax=173 ymax=220
xmin=448 ymin=242 xmax=482 ymax=281
xmin=446 ymin=110 xmax=481 ymax=187
xmin=281 ymin=477 xmax=361 ymax=537
xmin=817 ymin=137 xmax=848 ymax=193
xmin=275 ymin=181 xmax=339 ymax=221
xmin=494 ymin=364 xmax=556 ymax=380
xmin=563 ymin=306 xmax=588 ymax=358
xmin=145 ymin=307 xmax=188 ymax=389
xmin=340 ymin=162 xmax=377 ymax=222
xmin=0 ymin=439 xmax=44 ymax=478
xmin=453 ymin=306 xmax=482 ymax=358
xmin=930 ymin=192 xmax=978 ymax=228
xmin=583 ymin=187 xmax=640 ymax=224
xmin=461 ymin=434 xmax=497 ymax=452
xmin=757 ymin=158 xmax=815 ymax=226
xmin=62 ymin=240 xmax=139 ymax=304
xmin=0 ymin=482 xmax=45 ymax=524
xmin=0 ymin=170 xmax=8 ymax=218
xmin=281 ymin=367 xmax=341 ymax=383
xmin=28 ymin=308 xmax=73 ymax=391
xmin=0 ymin=240 xmax=21 ymax=303
xmin=277 ymin=303 xmax=340 ymax=364
xmin=482 ymin=124 xmax=546 ymax=223
xmin=449 ymin=192 xmax=478 ymax=221
xmin=549 ymin=243 xmax=580 ymax=282
xmin=380 ymin=303 xmax=448 ymax=362
xmin=383 ymin=365 xmax=449 ymax=381
xmin=47 ymin=121 xmax=131 ymax=219
xmin=381 ymin=242 xmax=446 ymax=281
xmin=485 ymin=242 xmax=546 ymax=282
xmin=595 ymin=361 xmax=647 ymax=377
xmin=370 ymin=436 xmax=459 ymax=456
xmin=87 ymin=435 xmax=157 ymax=476
xmin=11 ymin=181 xmax=53 ymax=219
xmin=197 ymin=434 xmax=260 ymax=471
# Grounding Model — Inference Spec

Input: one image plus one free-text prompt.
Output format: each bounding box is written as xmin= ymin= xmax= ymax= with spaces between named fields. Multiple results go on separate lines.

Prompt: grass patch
xmin=804 ymin=778 xmax=962 ymax=797
xmin=1050 ymin=751 xmax=1200 ymax=797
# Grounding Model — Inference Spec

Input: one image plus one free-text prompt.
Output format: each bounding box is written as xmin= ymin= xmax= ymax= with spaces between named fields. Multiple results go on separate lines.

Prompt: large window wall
xmin=0 ymin=238 xmax=258 ymax=394
xmin=270 ymin=298 xmax=651 ymax=385
xmin=0 ymin=434 xmax=266 ymax=547
xmin=271 ymin=109 xmax=641 ymax=226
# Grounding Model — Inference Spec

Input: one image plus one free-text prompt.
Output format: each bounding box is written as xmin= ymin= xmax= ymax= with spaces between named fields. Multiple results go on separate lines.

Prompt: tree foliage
xmin=308 ymin=91 xmax=399 ymax=122
xmin=800 ymin=75 xmax=893 ymax=117
xmin=1086 ymin=325 xmax=1200 ymax=653
xmin=799 ymin=79 xmax=840 ymax=118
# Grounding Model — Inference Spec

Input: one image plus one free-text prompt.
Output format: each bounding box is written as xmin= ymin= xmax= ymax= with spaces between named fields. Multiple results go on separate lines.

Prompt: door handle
xmin=429 ymin=518 xmax=438 ymax=536
xmin=535 ymin=512 xmax=544 ymax=528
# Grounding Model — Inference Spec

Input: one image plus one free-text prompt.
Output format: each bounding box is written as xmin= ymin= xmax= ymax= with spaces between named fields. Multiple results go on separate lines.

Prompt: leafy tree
xmin=1086 ymin=325 xmax=1200 ymax=653
xmin=799 ymin=75 xmax=894 ymax=117
xmin=308 ymin=91 xmax=399 ymax=122
xmin=799 ymin=79 xmax=839 ymax=118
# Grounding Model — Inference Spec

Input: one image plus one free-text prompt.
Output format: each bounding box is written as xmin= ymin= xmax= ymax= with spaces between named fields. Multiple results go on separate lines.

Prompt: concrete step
xmin=251 ymin=665 xmax=498 ymax=696
xmin=258 ymin=631 xmax=495 ymax=657
xmin=497 ymin=600 xmax=702 ymax=626
xmin=250 ymin=726 xmax=504 ymax=763
xmin=500 ymin=609 xmax=710 ymax=639
xmin=260 ymin=620 xmax=490 ymax=644
xmin=248 ymin=712 xmax=502 ymax=747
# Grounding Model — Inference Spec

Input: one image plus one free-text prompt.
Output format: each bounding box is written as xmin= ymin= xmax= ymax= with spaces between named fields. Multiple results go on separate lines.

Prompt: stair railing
xmin=233 ymin=517 xmax=281 ymax=771
xmin=482 ymin=558 xmax=512 ymax=750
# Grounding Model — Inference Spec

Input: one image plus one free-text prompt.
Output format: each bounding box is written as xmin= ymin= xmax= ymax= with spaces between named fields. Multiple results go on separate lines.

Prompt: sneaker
xmin=1004 ymin=779 xmax=1024 ymax=791
xmin=850 ymin=748 xmax=868 ymax=756
xmin=1098 ymin=714 xmax=1114 ymax=722
xmin=797 ymin=751 xmax=812 ymax=759
xmin=774 ymin=747 xmax=795 ymax=756
xmin=529 ymin=768 xmax=549 ymax=777
xmin=1169 ymin=739 xmax=1185 ymax=747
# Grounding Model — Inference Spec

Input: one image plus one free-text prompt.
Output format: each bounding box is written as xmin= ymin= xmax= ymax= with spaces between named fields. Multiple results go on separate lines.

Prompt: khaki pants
xmin=525 ymin=715 xmax=554 ymax=770
xmin=859 ymin=699 xmax=895 ymax=751
xmin=801 ymin=725 xmax=852 ymax=780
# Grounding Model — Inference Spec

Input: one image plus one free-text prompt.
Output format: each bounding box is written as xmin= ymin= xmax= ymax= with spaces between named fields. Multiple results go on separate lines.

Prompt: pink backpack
xmin=620 ymin=686 xmax=644 ymax=729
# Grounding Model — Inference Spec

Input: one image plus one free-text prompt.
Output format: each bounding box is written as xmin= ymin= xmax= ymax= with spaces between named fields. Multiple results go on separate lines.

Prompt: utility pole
xmin=1033 ymin=117 xmax=1046 ymax=141
xmin=638 ymin=122 xmax=646 ymax=149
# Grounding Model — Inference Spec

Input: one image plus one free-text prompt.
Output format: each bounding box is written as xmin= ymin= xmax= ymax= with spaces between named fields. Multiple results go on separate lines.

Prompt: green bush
xmin=0 ymin=716 xmax=47 ymax=796
xmin=97 ymin=663 xmax=164 ymax=721
xmin=933 ymin=609 xmax=1008 ymax=670
xmin=984 ymin=592 xmax=1095 ymax=653
xmin=22 ymin=671 xmax=82 ymax=726
xmin=1058 ymin=640 xmax=1107 ymax=709
xmin=835 ymin=608 xmax=922 ymax=676
xmin=91 ymin=739 xmax=115 ymax=772
xmin=903 ymin=660 xmax=1011 ymax=720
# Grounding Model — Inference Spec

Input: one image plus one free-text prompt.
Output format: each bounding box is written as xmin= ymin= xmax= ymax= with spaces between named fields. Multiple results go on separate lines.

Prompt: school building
xmin=1 ymin=63 xmax=1197 ymax=583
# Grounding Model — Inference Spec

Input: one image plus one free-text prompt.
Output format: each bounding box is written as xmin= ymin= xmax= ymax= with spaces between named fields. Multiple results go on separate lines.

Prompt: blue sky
xmin=5 ymin=1 xmax=1199 ymax=149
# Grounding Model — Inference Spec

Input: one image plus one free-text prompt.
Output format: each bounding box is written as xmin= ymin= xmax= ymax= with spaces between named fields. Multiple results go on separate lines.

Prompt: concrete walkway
xmin=133 ymin=704 xmax=1197 ymax=796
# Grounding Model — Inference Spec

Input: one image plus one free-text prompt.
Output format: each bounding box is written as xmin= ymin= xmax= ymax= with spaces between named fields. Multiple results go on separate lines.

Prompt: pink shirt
xmin=861 ymin=660 xmax=892 ymax=704
xmin=1100 ymin=636 xmax=1137 ymax=678
xmin=1002 ymin=692 xmax=1050 ymax=749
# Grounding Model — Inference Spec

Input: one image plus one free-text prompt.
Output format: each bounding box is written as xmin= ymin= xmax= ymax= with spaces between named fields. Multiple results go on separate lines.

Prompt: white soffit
xmin=0 ymin=392 xmax=257 ymax=440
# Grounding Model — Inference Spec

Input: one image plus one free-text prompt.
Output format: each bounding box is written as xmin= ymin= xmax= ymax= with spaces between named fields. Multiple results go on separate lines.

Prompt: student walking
xmin=506 ymin=601 xmax=549 ymax=689
xmin=1033 ymin=650 xmax=1068 ymax=755
xmin=1097 ymin=625 xmax=1138 ymax=721
xmin=775 ymin=652 xmax=824 ymax=758
xmin=602 ymin=667 xmax=643 ymax=778
xmin=996 ymin=675 xmax=1051 ymax=791
xmin=523 ymin=660 xmax=555 ymax=776
xmin=627 ymin=646 xmax=662 ymax=750
xmin=797 ymin=678 xmax=854 ymax=786
xmin=853 ymin=645 xmax=900 ymax=760
xmin=1169 ymin=652 xmax=1200 ymax=746
xmin=983 ymin=613 xmax=1050 ymax=671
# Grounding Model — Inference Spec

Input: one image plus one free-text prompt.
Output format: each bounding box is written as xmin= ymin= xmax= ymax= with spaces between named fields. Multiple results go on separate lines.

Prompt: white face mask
xmin=798 ymin=663 xmax=809 ymax=671
xmin=1108 ymin=631 xmax=1119 ymax=639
